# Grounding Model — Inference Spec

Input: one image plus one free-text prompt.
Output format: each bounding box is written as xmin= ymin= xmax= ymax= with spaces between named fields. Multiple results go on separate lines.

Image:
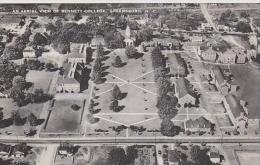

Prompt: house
xmin=23 ymin=46 xmax=36 ymax=58
xmin=185 ymin=116 xmax=212 ymax=132
xmin=153 ymin=38 xmax=181 ymax=50
xmin=57 ymin=144 xmax=74 ymax=157
xmin=210 ymin=66 xmax=236 ymax=95
xmin=168 ymin=150 xmax=180 ymax=165
xmin=201 ymin=47 xmax=217 ymax=62
xmin=0 ymin=34 xmax=7 ymax=43
xmin=190 ymin=35 xmax=203 ymax=43
xmin=218 ymin=25 xmax=230 ymax=31
xmin=0 ymin=143 xmax=12 ymax=157
xmin=175 ymin=78 xmax=196 ymax=107
xmin=67 ymin=43 xmax=87 ymax=63
xmin=56 ymin=62 xmax=86 ymax=93
xmin=201 ymin=23 xmax=213 ymax=31
xmin=90 ymin=35 xmax=106 ymax=49
xmin=124 ymin=25 xmax=136 ymax=47
xmin=12 ymin=143 xmax=29 ymax=158
xmin=224 ymin=94 xmax=248 ymax=126
xmin=207 ymin=150 xmax=221 ymax=164
xmin=166 ymin=53 xmax=187 ymax=77
xmin=217 ymin=49 xmax=237 ymax=64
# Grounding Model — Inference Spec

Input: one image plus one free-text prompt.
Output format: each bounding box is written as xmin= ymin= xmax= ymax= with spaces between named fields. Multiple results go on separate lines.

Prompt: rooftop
xmin=186 ymin=116 xmax=211 ymax=129
xmin=175 ymin=77 xmax=196 ymax=98
xmin=225 ymin=94 xmax=245 ymax=118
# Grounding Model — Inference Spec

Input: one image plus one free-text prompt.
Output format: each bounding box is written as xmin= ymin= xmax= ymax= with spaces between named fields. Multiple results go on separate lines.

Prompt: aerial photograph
xmin=0 ymin=2 xmax=259 ymax=165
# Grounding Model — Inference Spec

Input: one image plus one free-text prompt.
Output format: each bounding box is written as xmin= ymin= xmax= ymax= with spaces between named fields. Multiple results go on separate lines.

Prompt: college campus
xmin=0 ymin=3 xmax=260 ymax=165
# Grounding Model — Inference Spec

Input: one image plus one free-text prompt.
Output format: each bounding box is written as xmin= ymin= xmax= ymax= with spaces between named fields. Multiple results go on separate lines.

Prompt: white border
xmin=0 ymin=0 xmax=260 ymax=4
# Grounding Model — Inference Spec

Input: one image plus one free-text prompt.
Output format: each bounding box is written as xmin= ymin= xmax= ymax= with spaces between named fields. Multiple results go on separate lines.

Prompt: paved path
xmin=37 ymin=144 xmax=58 ymax=165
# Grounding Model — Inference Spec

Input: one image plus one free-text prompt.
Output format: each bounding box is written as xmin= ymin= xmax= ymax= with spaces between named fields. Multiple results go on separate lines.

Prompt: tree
xmin=10 ymin=87 xmax=26 ymax=107
xmin=109 ymin=100 xmax=119 ymax=112
xmin=33 ymin=33 xmax=48 ymax=46
xmin=157 ymin=77 xmax=172 ymax=96
xmin=11 ymin=110 xmax=23 ymax=126
xmin=85 ymin=47 xmax=93 ymax=64
xmin=125 ymin=46 xmax=136 ymax=58
xmin=151 ymin=46 xmax=165 ymax=69
xmin=0 ymin=110 xmax=3 ymax=120
xmin=126 ymin=146 xmax=138 ymax=164
xmin=45 ymin=63 xmax=54 ymax=71
xmin=111 ymin=85 xmax=122 ymax=100
xmin=236 ymin=22 xmax=252 ymax=33
xmin=112 ymin=56 xmax=123 ymax=68
xmin=157 ymin=95 xmax=178 ymax=119
xmin=27 ymin=113 xmax=37 ymax=126
xmin=160 ymin=118 xmax=180 ymax=137
xmin=96 ymin=43 xmax=104 ymax=59
xmin=108 ymin=148 xmax=127 ymax=165
xmin=74 ymin=13 xmax=82 ymax=21
xmin=12 ymin=76 xmax=26 ymax=90
xmin=86 ymin=114 xmax=99 ymax=124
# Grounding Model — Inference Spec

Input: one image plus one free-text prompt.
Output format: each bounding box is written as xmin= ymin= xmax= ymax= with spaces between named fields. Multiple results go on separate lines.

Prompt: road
xmin=1 ymin=136 xmax=260 ymax=144
xmin=200 ymin=4 xmax=218 ymax=32
xmin=37 ymin=144 xmax=58 ymax=165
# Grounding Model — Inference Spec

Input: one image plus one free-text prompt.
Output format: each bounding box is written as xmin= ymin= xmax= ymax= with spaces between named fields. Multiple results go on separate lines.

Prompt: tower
xmin=125 ymin=25 xmax=131 ymax=39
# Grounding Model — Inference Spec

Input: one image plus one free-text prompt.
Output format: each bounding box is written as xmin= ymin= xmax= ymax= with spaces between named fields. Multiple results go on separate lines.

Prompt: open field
xmin=230 ymin=64 xmax=260 ymax=120
xmin=0 ymin=98 xmax=44 ymax=136
xmin=236 ymin=151 xmax=260 ymax=165
xmin=43 ymin=99 xmax=84 ymax=134
xmin=26 ymin=70 xmax=55 ymax=93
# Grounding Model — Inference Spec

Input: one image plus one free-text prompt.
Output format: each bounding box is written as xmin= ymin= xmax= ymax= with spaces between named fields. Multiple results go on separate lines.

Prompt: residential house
xmin=217 ymin=49 xmax=237 ymax=64
xmin=0 ymin=34 xmax=7 ymax=43
xmin=57 ymin=144 xmax=74 ymax=157
xmin=207 ymin=150 xmax=221 ymax=164
xmin=217 ymin=25 xmax=230 ymax=31
xmin=200 ymin=47 xmax=217 ymax=62
xmin=175 ymin=78 xmax=196 ymax=107
xmin=190 ymin=35 xmax=203 ymax=43
xmin=23 ymin=46 xmax=36 ymax=58
xmin=201 ymin=23 xmax=213 ymax=31
xmin=166 ymin=53 xmax=187 ymax=77
xmin=185 ymin=116 xmax=212 ymax=132
xmin=12 ymin=143 xmax=29 ymax=158
xmin=0 ymin=143 xmax=12 ymax=157
xmin=90 ymin=35 xmax=106 ymax=49
xmin=144 ymin=37 xmax=181 ymax=50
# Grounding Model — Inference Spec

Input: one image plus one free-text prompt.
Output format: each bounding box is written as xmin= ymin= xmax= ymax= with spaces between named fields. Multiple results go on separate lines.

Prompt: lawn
xmin=236 ymin=151 xmax=260 ymax=165
xmin=26 ymin=70 xmax=55 ymax=93
xmin=0 ymin=98 xmax=44 ymax=136
xmin=230 ymin=64 xmax=260 ymax=119
xmin=43 ymin=99 xmax=84 ymax=134
xmin=95 ymin=84 xmax=158 ymax=114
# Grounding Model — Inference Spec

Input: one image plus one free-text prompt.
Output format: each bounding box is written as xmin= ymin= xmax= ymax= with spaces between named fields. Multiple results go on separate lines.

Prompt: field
xmin=0 ymin=98 xmax=44 ymax=136
xmin=43 ymin=99 xmax=84 ymax=135
xmin=230 ymin=64 xmax=260 ymax=120
xmin=26 ymin=70 xmax=55 ymax=93
xmin=236 ymin=151 xmax=260 ymax=165
xmin=85 ymin=48 xmax=161 ymax=137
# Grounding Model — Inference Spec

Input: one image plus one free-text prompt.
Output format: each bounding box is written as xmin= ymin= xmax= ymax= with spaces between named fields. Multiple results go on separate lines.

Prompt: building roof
xmin=225 ymin=94 xmax=245 ymax=118
xmin=209 ymin=151 xmax=220 ymax=158
xmin=91 ymin=36 xmax=106 ymax=46
xmin=186 ymin=116 xmax=211 ymax=129
xmin=212 ymin=66 xmax=225 ymax=85
xmin=68 ymin=43 xmax=87 ymax=59
xmin=175 ymin=78 xmax=196 ymax=98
